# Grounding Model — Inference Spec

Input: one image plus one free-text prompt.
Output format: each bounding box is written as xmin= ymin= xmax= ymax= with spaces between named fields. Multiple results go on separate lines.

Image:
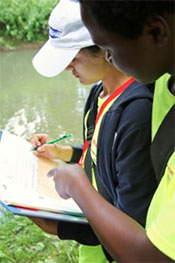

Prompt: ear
xmin=144 ymin=16 xmax=170 ymax=46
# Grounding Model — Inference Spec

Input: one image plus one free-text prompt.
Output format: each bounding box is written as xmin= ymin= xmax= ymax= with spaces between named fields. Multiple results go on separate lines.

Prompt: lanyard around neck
xmin=78 ymin=77 xmax=135 ymax=166
xmin=95 ymin=77 xmax=135 ymax=126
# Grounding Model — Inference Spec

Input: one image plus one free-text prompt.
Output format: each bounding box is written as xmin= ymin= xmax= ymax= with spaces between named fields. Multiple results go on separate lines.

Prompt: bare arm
xmin=48 ymin=164 xmax=172 ymax=262
xmin=31 ymin=133 xmax=73 ymax=162
xmin=29 ymin=217 xmax=59 ymax=235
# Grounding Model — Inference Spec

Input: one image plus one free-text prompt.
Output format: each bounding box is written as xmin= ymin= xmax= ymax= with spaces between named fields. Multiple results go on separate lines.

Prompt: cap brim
xmin=32 ymin=40 xmax=80 ymax=77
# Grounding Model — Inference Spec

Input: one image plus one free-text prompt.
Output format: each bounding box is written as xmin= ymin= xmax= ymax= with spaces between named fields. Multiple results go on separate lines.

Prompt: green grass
xmin=0 ymin=208 xmax=79 ymax=263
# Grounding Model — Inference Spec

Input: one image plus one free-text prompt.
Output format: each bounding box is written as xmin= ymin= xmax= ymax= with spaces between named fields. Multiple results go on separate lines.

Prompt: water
xmin=0 ymin=49 xmax=90 ymax=145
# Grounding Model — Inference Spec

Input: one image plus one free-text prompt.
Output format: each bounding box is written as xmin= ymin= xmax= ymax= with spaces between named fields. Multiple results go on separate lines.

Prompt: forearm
xmin=69 ymin=174 xmax=171 ymax=262
xmin=29 ymin=217 xmax=59 ymax=235
xmin=55 ymin=145 xmax=82 ymax=163
xmin=55 ymin=145 xmax=73 ymax=162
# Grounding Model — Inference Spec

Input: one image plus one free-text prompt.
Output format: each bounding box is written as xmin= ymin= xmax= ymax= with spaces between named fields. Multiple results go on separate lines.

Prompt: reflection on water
xmin=0 ymin=49 xmax=90 ymax=145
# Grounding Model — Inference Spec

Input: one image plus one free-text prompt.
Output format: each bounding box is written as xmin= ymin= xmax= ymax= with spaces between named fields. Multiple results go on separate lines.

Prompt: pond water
xmin=0 ymin=49 xmax=90 ymax=145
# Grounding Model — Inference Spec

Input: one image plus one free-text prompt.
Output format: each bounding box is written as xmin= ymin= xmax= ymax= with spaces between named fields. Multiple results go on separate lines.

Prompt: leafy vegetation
xmin=0 ymin=209 xmax=79 ymax=263
xmin=0 ymin=0 xmax=58 ymax=49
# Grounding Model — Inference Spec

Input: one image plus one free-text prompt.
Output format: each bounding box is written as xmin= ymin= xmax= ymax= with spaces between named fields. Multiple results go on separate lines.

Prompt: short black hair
xmin=86 ymin=45 xmax=101 ymax=55
xmin=79 ymin=0 xmax=174 ymax=39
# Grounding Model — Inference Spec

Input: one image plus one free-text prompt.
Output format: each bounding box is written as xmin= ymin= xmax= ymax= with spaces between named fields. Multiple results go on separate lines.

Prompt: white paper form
xmin=0 ymin=130 xmax=38 ymax=191
xmin=0 ymin=131 xmax=82 ymax=215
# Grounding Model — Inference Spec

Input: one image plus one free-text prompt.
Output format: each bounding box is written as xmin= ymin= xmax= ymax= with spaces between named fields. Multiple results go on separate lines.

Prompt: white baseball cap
xmin=32 ymin=0 xmax=94 ymax=77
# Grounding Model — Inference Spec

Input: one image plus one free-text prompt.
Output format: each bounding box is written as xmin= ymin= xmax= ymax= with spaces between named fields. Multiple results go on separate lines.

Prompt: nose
xmin=65 ymin=64 xmax=73 ymax=71
xmin=105 ymin=50 xmax=113 ymax=64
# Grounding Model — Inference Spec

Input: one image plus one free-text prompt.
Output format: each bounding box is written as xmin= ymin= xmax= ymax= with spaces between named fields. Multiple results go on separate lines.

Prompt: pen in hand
xmin=30 ymin=133 xmax=72 ymax=152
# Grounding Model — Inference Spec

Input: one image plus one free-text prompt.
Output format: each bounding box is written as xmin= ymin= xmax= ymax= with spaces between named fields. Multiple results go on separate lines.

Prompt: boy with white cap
xmin=31 ymin=0 xmax=157 ymax=262
xmin=33 ymin=0 xmax=94 ymax=77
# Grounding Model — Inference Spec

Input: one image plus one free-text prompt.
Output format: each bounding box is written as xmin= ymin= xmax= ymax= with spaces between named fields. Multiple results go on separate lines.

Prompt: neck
xmin=100 ymin=67 xmax=132 ymax=98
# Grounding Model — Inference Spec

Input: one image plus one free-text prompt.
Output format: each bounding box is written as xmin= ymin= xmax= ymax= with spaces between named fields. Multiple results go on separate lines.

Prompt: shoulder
xmin=117 ymin=98 xmax=153 ymax=135
xmin=122 ymin=97 xmax=152 ymax=121
xmin=103 ymin=90 xmax=153 ymax=136
xmin=108 ymin=81 xmax=153 ymax=113
xmin=111 ymin=81 xmax=153 ymax=126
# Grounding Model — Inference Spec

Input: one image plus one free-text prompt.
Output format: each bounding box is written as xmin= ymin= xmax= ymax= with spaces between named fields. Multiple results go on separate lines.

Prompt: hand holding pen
xmin=30 ymin=133 xmax=73 ymax=161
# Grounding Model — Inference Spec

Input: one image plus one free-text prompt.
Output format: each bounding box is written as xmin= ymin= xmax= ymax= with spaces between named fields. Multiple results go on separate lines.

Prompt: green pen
xmin=30 ymin=133 xmax=72 ymax=152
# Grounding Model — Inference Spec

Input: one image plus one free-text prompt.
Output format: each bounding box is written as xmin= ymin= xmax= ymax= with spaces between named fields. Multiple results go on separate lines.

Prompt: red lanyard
xmin=95 ymin=78 xmax=135 ymax=126
xmin=78 ymin=77 xmax=135 ymax=166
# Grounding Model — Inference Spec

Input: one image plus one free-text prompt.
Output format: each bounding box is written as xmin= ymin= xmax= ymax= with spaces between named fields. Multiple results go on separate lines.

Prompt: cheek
xmin=112 ymin=53 xmax=133 ymax=74
xmin=112 ymin=50 xmax=144 ymax=79
xmin=112 ymin=52 xmax=155 ymax=83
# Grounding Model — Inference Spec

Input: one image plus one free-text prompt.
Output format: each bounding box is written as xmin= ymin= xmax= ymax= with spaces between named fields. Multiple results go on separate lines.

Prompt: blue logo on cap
xmin=49 ymin=26 xmax=62 ymax=39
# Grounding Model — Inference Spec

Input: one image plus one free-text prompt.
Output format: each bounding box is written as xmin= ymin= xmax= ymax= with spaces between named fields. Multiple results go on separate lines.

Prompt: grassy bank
xmin=0 ymin=0 xmax=58 ymax=50
xmin=0 ymin=209 xmax=79 ymax=263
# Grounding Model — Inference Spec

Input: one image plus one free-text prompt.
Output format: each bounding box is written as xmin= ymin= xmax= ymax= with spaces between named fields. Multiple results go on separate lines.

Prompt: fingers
xmin=32 ymin=144 xmax=56 ymax=159
xmin=47 ymin=167 xmax=70 ymax=199
xmin=31 ymin=134 xmax=52 ymax=157
xmin=47 ymin=164 xmax=87 ymax=198
xmin=32 ymin=144 xmax=46 ymax=157
xmin=31 ymin=134 xmax=51 ymax=149
xmin=47 ymin=167 xmax=57 ymax=178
